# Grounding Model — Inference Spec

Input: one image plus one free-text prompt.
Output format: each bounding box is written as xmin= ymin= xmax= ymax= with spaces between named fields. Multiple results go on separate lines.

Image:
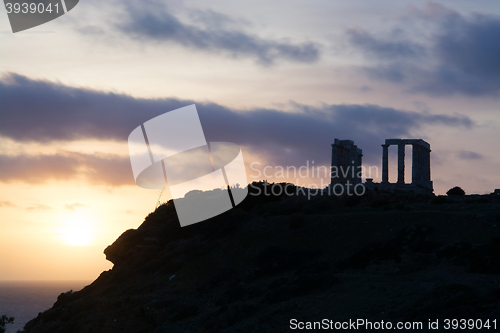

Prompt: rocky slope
xmin=24 ymin=183 xmax=500 ymax=332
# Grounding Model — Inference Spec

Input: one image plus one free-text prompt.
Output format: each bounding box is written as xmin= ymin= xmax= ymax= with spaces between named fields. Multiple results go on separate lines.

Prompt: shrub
xmin=431 ymin=196 xmax=448 ymax=205
xmin=447 ymin=186 xmax=465 ymax=196
xmin=0 ymin=315 xmax=14 ymax=333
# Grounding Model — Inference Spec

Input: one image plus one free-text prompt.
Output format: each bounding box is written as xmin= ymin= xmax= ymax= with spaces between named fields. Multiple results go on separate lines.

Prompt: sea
xmin=0 ymin=281 xmax=91 ymax=333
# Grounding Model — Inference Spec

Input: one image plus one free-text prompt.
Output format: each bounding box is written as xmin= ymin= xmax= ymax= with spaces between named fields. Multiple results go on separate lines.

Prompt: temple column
xmin=420 ymin=146 xmax=425 ymax=186
xmin=349 ymin=146 xmax=357 ymax=183
xmin=412 ymin=144 xmax=417 ymax=186
xmin=331 ymin=144 xmax=338 ymax=185
xmin=339 ymin=148 xmax=344 ymax=184
xmin=397 ymin=143 xmax=405 ymax=184
xmin=422 ymin=147 xmax=427 ymax=187
xmin=416 ymin=145 xmax=422 ymax=187
xmin=357 ymin=150 xmax=363 ymax=184
xmin=382 ymin=144 xmax=389 ymax=183
xmin=428 ymin=149 xmax=432 ymax=190
xmin=424 ymin=148 xmax=431 ymax=189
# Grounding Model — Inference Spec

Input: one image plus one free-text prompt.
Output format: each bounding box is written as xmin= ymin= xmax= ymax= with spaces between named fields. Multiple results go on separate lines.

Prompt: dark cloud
xmin=416 ymin=10 xmax=500 ymax=96
xmin=0 ymin=151 xmax=133 ymax=186
xmin=347 ymin=28 xmax=425 ymax=59
xmin=359 ymin=85 xmax=373 ymax=93
xmin=363 ymin=63 xmax=409 ymax=83
xmin=0 ymin=74 xmax=475 ymax=185
xmin=0 ymin=73 xmax=183 ymax=143
xmin=115 ymin=4 xmax=320 ymax=65
xmin=458 ymin=151 xmax=484 ymax=160
xmin=347 ymin=3 xmax=500 ymax=96
xmin=188 ymin=9 xmax=250 ymax=30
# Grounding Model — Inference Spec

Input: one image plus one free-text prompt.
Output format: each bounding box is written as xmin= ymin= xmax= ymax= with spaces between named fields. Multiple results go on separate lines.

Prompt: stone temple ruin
xmin=331 ymin=138 xmax=433 ymax=194
xmin=330 ymin=139 xmax=362 ymax=185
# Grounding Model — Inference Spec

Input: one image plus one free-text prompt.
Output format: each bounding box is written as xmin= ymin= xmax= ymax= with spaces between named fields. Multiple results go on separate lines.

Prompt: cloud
xmin=458 ymin=151 xmax=484 ymax=160
xmin=0 ymin=73 xmax=475 ymax=185
xmin=188 ymin=9 xmax=250 ymax=30
xmin=64 ymin=203 xmax=89 ymax=210
xmin=0 ymin=73 xmax=173 ymax=143
xmin=115 ymin=4 xmax=320 ymax=65
xmin=346 ymin=3 xmax=500 ymax=96
xmin=0 ymin=200 xmax=16 ymax=208
xmin=0 ymin=151 xmax=133 ymax=186
xmin=346 ymin=27 xmax=425 ymax=59
xmin=26 ymin=204 xmax=51 ymax=211
xmin=359 ymin=85 xmax=373 ymax=93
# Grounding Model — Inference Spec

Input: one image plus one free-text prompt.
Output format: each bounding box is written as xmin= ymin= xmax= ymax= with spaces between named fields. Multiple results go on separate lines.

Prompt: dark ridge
xmin=23 ymin=182 xmax=500 ymax=333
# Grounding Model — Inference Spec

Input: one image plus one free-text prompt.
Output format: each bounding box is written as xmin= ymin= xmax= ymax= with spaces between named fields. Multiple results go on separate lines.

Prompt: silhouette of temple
xmin=330 ymin=139 xmax=362 ymax=185
xmin=381 ymin=139 xmax=432 ymax=191
xmin=331 ymin=138 xmax=433 ymax=194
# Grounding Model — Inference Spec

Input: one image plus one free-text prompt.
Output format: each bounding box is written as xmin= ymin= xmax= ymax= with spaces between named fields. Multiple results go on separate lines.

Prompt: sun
xmin=61 ymin=224 xmax=93 ymax=246
xmin=58 ymin=215 xmax=95 ymax=246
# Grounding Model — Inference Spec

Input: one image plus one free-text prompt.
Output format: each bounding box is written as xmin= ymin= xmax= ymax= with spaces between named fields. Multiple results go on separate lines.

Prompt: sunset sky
xmin=1 ymin=0 xmax=499 ymax=281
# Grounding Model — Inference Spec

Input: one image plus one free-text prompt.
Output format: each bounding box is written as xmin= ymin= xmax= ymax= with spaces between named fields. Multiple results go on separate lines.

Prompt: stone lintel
xmin=385 ymin=138 xmax=430 ymax=150
xmin=385 ymin=139 xmax=402 ymax=145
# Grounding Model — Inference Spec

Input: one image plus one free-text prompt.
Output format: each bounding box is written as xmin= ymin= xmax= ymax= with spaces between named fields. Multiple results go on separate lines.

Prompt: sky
xmin=0 ymin=0 xmax=499 ymax=280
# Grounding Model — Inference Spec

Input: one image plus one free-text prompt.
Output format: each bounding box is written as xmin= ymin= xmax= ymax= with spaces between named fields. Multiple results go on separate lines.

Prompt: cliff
xmin=23 ymin=183 xmax=500 ymax=332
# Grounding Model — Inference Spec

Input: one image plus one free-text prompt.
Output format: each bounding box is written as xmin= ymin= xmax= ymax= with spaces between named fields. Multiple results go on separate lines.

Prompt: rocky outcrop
xmin=23 ymin=185 xmax=500 ymax=332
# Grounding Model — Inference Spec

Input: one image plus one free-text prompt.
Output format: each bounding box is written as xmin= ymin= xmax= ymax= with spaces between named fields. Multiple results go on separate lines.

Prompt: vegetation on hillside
xmin=21 ymin=182 xmax=500 ymax=332
xmin=0 ymin=315 xmax=14 ymax=333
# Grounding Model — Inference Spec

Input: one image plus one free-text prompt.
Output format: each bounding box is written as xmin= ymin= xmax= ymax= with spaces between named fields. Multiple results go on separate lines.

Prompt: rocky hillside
xmin=24 ymin=183 xmax=500 ymax=332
